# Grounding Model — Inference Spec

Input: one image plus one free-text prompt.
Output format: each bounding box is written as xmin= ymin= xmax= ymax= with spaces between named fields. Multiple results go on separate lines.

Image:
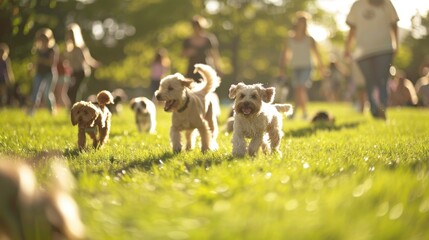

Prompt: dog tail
xmin=97 ymin=90 xmax=114 ymax=107
xmin=193 ymin=64 xmax=221 ymax=95
xmin=274 ymin=104 xmax=293 ymax=116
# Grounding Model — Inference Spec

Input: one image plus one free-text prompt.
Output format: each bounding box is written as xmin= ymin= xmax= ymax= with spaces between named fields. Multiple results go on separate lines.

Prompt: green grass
xmin=1 ymin=103 xmax=429 ymax=239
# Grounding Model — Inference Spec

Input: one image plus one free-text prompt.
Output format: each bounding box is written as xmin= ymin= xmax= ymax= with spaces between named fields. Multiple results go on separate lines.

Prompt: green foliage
xmin=393 ymin=44 xmax=412 ymax=70
xmin=1 ymin=104 xmax=429 ymax=239
xmin=2 ymin=0 xmax=321 ymax=89
xmin=403 ymin=11 xmax=429 ymax=80
xmin=11 ymin=57 xmax=33 ymax=95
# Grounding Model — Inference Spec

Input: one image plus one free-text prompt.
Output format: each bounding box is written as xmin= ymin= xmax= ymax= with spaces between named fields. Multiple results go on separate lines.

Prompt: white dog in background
xmin=155 ymin=64 xmax=220 ymax=153
xmin=229 ymin=82 xmax=293 ymax=157
xmin=130 ymin=97 xmax=156 ymax=134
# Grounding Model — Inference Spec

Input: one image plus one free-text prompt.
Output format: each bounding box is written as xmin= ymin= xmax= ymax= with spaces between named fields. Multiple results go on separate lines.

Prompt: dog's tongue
xmin=242 ymin=107 xmax=252 ymax=115
xmin=164 ymin=100 xmax=175 ymax=111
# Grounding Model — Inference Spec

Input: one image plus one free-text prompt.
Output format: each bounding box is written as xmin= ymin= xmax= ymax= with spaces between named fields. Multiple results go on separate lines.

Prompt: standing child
xmin=0 ymin=43 xmax=15 ymax=107
xmin=55 ymin=52 xmax=72 ymax=109
xmin=65 ymin=23 xmax=100 ymax=104
xmin=279 ymin=11 xmax=325 ymax=119
xmin=28 ymin=28 xmax=58 ymax=115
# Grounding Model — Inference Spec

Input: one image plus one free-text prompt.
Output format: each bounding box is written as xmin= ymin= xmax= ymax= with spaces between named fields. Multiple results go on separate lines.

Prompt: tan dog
xmin=71 ymin=90 xmax=114 ymax=150
xmin=155 ymin=64 xmax=220 ymax=153
xmin=130 ymin=97 xmax=156 ymax=133
xmin=0 ymin=159 xmax=85 ymax=240
xmin=229 ymin=83 xmax=293 ymax=157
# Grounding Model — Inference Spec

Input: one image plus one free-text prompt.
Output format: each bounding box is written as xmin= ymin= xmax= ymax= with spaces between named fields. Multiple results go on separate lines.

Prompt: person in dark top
xmin=0 ymin=43 xmax=15 ymax=107
xmin=28 ymin=28 xmax=58 ymax=116
xmin=182 ymin=15 xmax=222 ymax=82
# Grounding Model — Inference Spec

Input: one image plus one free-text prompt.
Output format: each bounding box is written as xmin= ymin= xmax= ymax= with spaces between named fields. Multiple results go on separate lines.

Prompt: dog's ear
xmin=114 ymin=95 xmax=122 ymax=104
xmin=261 ymin=87 xmax=275 ymax=103
xmin=229 ymin=84 xmax=238 ymax=99
xmin=97 ymin=90 xmax=114 ymax=105
xmin=174 ymin=73 xmax=193 ymax=88
xmin=181 ymin=78 xmax=194 ymax=88
xmin=70 ymin=102 xmax=83 ymax=126
xmin=229 ymin=82 xmax=246 ymax=99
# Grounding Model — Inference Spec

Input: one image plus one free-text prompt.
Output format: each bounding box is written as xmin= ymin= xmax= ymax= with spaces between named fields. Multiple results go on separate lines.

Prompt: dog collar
xmin=177 ymin=91 xmax=190 ymax=113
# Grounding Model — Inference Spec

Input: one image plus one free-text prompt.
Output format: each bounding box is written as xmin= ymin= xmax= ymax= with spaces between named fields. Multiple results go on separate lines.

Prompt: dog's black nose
xmin=156 ymin=94 xmax=162 ymax=101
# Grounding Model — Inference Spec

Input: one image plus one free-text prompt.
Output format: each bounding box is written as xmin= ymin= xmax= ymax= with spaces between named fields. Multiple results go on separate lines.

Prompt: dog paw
xmin=173 ymin=146 xmax=182 ymax=153
xmin=232 ymin=148 xmax=246 ymax=158
xmin=274 ymin=149 xmax=282 ymax=157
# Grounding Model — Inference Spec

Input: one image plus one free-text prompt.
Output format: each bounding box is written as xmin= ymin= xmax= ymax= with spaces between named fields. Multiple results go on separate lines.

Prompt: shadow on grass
xmin=285 ymin=121 xmax=363 ymax=138
xmin=64 ymin=148 xmax=81 ymax=158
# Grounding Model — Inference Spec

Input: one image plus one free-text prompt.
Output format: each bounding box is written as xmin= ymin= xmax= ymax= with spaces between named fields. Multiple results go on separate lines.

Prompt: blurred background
xmin=1 ymin=0 xmax=428 ymax=101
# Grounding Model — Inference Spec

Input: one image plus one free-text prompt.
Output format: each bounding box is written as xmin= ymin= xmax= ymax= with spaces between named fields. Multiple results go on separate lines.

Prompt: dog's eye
xmin=239 ymin=93 xmax=245 ymax=99
xmin=251 ymin=94 xmax=257 ymax=99
xmin=168 ymin=86 xmax=173 ymax=91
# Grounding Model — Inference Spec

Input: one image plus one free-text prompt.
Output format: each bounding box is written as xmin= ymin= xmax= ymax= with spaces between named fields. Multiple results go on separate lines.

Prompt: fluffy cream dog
xmin=229 ymin=83 xmax=293 ymax=157
xmin=0 ymin=159 xmax=85 ymax=240
xmin=71 ymin=90 xmax=113 ymax=150
xmin=155 ymin=64 xmax=220 ymax=153
xmin=130 ymin=97 xmax=156 ymax=134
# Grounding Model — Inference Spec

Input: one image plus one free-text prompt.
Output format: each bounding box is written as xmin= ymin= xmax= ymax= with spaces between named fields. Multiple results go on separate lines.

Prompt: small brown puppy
xmin=130 ymin=97 xmax=156 ymax=134
xmin=0 ymin=160 xmax=85 ymax=240
xmin=155 ymin=64 xmax=220 ymax=153
xmin=311 ymin=111 xmax=335 ymax=125
xmin=229 ymin=83 xmax=293 ymax=157
xmin=71 ymin=90 xmax=114 ymax=150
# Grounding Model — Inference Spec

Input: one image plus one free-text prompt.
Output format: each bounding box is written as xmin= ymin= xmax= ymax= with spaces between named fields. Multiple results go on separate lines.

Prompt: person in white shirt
xmin=344 ymin=0 xmax=399 ymax=120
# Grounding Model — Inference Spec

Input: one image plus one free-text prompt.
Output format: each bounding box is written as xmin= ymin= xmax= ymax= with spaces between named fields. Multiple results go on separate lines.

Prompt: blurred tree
xmin=0 ymin=0 xmax=350 ymax=100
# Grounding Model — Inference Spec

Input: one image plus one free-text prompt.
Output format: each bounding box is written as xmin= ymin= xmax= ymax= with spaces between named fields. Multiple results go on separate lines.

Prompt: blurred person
xmin=414 ymin=69 xmax=429 ymax=107
xmin=279 ymin=11 xmax=325 ymax=119
xmin=388 ymin=68 xmax=418 ymax=106
xmin=27 ymin=28 xmax=58 ymax=116
xmin=344 ymin=0 xmax=399 ymax=120
xmin=55 ymin=52 xmax=72 ymax=109
xmin=182 ymin=15 xmax=223 ymax=82
xmin=418 ymin=55 xmax=429 ymax=77
xmin=150 ymin=48 xmax=170 ymax=103
xmin=65 ymin=23 xmax=100 ymax=104
xmin=0 ymin=43 xmax=15 ymax=107
xmin=352 ymin=61 xmax=367 ymax=113
xmin=417 ymin=83 xmax=429 ymax=107
xmin=415 ymin=71 xmax=429 ymax=94
xmin=321 ymin=54 xmax=348 ymax=102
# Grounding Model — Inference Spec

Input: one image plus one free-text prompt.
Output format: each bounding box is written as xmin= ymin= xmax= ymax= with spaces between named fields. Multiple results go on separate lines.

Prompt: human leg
xmin=44 ymin=73 xmax=57 ymax=113
xmin=0 ymin=83 xmax=6 ymax=107
xmin=292 ymin=67 xmax=312 ymax=119
xmin=28 ymin=74 xmax=45 ymax=115
xmin=68 ymin=71 xmax=85 ymax=104
xmin=358 ymin=57 xmax=378 ymax=117
xmin=374 ymin=53 xmax=394 ymax=110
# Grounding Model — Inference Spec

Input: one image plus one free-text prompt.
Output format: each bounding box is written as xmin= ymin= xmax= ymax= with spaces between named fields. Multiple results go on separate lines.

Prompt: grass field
xmin=1 ymin=103 xmax=429 ymax=239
